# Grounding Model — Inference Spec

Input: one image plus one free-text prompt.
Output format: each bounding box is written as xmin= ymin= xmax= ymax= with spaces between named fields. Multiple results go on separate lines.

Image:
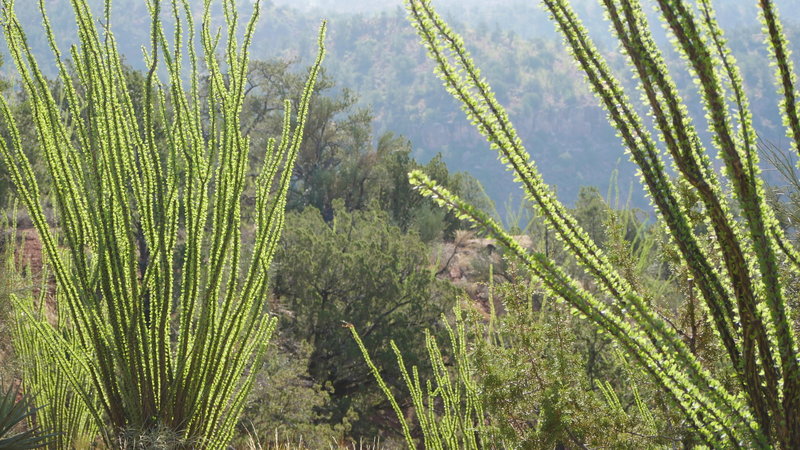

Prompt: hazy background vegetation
xmin=4 ymin=0 xmax=799 ymax=214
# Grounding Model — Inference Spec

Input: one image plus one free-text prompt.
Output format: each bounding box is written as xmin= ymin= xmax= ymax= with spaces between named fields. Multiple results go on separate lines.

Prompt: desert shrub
xmin=271 ymin=202 xmax=454 ymax=440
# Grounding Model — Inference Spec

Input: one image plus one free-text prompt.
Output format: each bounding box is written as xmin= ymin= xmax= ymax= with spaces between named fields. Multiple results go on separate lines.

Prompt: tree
xmin=236 ymin=60 xmax=376 ymax=219
xmin=238 ymin=55 xmax=497 ymax=233
xmin=404 ymin=0 xmax=800 ymax=447
xmin=238 ymin=60 xmax=492 ymax=240
xmin=573 ymin=186 xmax=608 ymax=248
xmin=0 ymin=0 xmax=324 ymax=446
xmin=271 ymin=202 xmax=454 ymax=438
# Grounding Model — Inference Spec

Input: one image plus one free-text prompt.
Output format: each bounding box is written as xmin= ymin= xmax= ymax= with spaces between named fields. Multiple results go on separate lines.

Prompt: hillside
xmin=242 ymin=3 xmax=800 ymax=208
xmin=3 ymin=0 xmax=799 ymax=209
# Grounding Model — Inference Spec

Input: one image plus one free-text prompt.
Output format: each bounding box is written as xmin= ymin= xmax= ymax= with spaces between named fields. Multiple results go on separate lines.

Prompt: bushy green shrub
xmin=271 ymin=202 xmax=454 ymax=439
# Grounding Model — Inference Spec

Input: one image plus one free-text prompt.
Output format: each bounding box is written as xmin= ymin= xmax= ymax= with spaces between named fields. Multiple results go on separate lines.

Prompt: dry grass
xmin=240 ymin=426 xmax=385 ymax=450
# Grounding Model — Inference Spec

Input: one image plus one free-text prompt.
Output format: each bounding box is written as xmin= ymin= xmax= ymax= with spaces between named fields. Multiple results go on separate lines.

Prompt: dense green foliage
xmin=272 ymin=203 xmax=454 ymax=438
xmin=472 ymin=266 xmax=679 ymax=448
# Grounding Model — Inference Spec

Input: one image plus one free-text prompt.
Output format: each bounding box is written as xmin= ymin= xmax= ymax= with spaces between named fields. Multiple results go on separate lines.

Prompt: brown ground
xmin=17 ymin=226 xmax=44 ymax=275
xmin=0 ymin=221 xmax=55 ymax=382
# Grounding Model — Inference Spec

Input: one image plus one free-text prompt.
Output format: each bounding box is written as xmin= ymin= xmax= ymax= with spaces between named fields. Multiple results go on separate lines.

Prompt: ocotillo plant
xmin=348 ymin=305 xmax=488 ymax=450
xmin=406 ymin=0 xmax=800 ymax=447
xmin=2 ymin=204 xmax=98 ymax=449
xmin=0 ymin=0 xmax=325 ymax=447
xmin=12 ymin=263 xmax=100 ymax=448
